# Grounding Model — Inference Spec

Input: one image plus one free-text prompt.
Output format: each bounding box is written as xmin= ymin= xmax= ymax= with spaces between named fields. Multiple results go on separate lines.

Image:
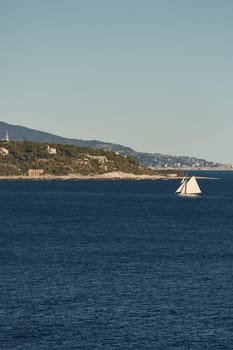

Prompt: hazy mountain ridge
xmin=0 ymin=121 xmax=226 ymax=169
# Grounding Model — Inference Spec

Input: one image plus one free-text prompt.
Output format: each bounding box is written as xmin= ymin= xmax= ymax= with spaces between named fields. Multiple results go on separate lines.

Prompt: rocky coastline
xmin=0 ymin=171 xmax=179 ymax=181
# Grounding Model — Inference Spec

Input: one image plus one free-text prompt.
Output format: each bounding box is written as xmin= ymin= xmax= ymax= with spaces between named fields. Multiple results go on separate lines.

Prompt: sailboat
xmin=175 ymin=176 xmax=202 ymax=196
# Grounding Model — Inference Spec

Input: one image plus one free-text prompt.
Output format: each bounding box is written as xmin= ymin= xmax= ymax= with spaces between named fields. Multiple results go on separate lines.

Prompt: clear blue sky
xmin=1 ymin=0 xmax=233 ymax=163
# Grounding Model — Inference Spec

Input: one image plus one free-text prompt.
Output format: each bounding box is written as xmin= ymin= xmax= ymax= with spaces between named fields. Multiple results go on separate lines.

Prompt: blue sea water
xmin=1 ymin=171 xmax=233 ymax=350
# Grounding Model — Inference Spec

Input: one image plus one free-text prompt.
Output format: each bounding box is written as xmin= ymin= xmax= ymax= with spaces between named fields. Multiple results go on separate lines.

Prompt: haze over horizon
xmin=1 ymin=1 xmax=233 ymax=163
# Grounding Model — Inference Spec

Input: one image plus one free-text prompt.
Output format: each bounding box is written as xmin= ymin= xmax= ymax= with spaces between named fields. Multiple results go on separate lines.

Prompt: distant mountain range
xmin=0 ymin=121 xmax=226 ymax=169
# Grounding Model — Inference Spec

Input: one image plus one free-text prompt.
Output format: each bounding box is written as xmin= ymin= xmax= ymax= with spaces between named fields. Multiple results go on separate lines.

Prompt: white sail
xmin=185 ymin=176 xmax=202 ymax=194
xmin=175 ymin=180 xmax=187 ymax=193
xmin=176 ymin=176 xmax=201 ymax=195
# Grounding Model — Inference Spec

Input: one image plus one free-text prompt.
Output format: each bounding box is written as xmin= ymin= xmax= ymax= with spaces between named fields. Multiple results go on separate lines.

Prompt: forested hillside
xmin=0 ymin=141 xmax=156 ymax=176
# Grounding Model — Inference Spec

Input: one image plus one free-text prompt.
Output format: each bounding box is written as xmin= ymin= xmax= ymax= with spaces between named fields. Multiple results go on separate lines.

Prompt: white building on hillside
xmin=47 ymin=145 xmax=57 ymax=154
xmin=0 ymin=147 xmax=9 ymax=155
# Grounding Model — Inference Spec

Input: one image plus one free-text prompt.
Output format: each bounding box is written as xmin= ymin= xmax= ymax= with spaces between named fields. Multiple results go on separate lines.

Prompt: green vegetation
xmin=0 ymin=141 xmax=160 ymax=176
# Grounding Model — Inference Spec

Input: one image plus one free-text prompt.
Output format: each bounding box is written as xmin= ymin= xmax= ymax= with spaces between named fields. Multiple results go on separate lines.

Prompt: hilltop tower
xmin=5 ymin=130 xmax=9 ymax=142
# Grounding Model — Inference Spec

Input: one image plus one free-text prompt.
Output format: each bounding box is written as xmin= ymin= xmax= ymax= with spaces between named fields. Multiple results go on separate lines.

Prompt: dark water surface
xmin=1 ymin=172 xmax=233 ymax=349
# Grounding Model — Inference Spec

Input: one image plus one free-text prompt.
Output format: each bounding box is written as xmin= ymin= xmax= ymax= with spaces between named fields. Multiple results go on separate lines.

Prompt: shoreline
xmin=0 ymin=171 xmax=179 ymax=181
